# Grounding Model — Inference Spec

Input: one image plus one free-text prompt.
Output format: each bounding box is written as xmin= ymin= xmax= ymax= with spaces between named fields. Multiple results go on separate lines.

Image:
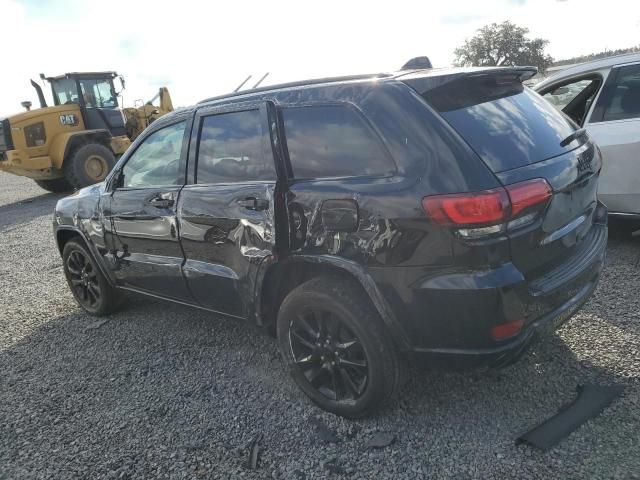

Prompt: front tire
xmin=64 ymin=143 xmax=116 ymax=189
xmin=277 ymin=276 xmax=402 ymax=418
xmin=34 ymin=178 xmax=73 ymax=193
xmin=62 ymin=239 xmax=123 ymax=316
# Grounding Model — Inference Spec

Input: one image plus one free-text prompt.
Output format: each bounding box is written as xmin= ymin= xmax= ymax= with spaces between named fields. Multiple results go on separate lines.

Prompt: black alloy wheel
xmin=62 ymin=239 xmax=124 ymax=316
xmin=289 ymin=309 xmax=369 ymax=402
xmin=277 ymin=276 xmax=402 ymax=418
xmin=66 ymin=249 xmax=101 ymax=309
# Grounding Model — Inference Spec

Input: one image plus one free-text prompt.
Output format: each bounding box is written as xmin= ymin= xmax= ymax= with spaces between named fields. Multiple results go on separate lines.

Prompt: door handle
xmin=237 ymin=197 xmax=269 ymax=211
xmin=147 ymin=193 xmax=174 ymax=209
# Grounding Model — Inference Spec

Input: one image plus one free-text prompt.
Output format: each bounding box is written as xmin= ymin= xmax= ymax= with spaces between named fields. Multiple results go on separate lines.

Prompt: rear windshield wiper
xmin=560 ymin=128 xmax=587 ymax=147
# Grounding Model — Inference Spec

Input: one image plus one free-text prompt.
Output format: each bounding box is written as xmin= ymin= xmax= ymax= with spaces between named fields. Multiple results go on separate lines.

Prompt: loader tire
xmin=64 ymin=143 xmax=116 ymax=189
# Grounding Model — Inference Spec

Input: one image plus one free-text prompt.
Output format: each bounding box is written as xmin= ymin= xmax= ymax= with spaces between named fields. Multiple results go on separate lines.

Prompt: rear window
xmin=423 ymin=78 xmax=579 ymax=172
xmin=282 ymin=104 xmax=395 ymax=179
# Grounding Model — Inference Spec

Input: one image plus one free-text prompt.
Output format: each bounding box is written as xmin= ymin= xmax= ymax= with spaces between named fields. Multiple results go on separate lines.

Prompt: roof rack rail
xmin=197 ymin=72 xmax=392 ymax=105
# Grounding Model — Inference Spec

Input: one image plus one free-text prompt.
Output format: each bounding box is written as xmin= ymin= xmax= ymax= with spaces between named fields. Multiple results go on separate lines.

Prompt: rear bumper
xmin=369 ymin=222 xmax=607 ymax=368
xmin=408 ymin=274 xmax=599 ymax=369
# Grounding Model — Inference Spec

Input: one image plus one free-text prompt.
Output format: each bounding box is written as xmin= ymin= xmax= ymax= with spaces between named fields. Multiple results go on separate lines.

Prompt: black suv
xmin=54 ymin=66 xmax=607 ymax=417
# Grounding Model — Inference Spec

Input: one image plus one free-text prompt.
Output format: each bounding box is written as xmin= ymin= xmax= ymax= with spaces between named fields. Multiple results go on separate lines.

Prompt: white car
xmin=535 ymin=53 xmax=640 ymax=219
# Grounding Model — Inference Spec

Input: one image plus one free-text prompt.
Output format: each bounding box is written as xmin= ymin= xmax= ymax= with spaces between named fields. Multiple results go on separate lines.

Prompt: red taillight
xmin=491 ymin=319 xmax=525 ymax=340
xmin=506 ymin=179 xmax=552 ymax=217
xmin=422 ymin=189 xmax=509 ymax=225
xmin=422 ymin=178 xmax=552 ymax=236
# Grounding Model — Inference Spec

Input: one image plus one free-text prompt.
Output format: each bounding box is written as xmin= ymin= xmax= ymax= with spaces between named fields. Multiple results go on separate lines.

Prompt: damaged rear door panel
xmin=177 ymin=102 xmax=282 ymax=319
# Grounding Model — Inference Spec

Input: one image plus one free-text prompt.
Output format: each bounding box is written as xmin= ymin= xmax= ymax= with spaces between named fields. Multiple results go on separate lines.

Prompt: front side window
xmin=601 ymin=64 xmax=640 ymax=122
xmin=121 ymin=121 xmax=186 ymax=188
xmin=540 ymin=76 xmax=602 ymax=126
xmin=78 ymin=78 xmax=118 ymax=108
xmin=542 ymin=79 xmax=597 ymax=111
xmin=282 ymin=105 xmax=394 ymax=179
xmin=52 ymin=78 xmax=79 ymax=105
xmin=196 ymin=110 xmax=275 ymax=184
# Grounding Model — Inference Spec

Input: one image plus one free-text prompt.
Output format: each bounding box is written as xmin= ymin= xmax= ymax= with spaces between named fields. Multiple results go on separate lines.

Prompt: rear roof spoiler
xmin=398 ymin=66 xmax=538 ymax=93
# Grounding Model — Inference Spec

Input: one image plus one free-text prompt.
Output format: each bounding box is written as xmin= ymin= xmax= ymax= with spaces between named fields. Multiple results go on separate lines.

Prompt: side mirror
xmin=115 ymin=75 xmax=126 ymax=95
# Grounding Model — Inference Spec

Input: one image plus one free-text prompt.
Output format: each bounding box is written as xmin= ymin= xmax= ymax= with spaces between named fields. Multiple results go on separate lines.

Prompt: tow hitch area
xmin=516 ymin=384 xmax=624 ymax=450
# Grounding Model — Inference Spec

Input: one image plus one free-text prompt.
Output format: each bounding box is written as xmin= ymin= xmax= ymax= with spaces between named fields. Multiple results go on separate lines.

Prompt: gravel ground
xmin=0 ymin=171 xmax=639 ymax=480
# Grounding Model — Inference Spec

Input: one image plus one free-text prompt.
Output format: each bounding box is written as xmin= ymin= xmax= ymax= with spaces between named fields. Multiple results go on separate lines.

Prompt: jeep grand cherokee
xmin=54 ymin=66 xmax=607 ymax=417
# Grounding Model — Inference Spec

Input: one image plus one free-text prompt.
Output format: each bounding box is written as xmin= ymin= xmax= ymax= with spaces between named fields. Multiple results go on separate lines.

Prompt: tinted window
xmin=121 ymin=121 xmax=186 ymax=187
xmin=282 ymin=105 xmax=394 ymax=178
xmin=196 ymin=110 xmax=275 ymax=184
xmin=602 ymin=64 xmax=640 ymax=122
xmin=425 ymin=80 xmax=578 ymax=172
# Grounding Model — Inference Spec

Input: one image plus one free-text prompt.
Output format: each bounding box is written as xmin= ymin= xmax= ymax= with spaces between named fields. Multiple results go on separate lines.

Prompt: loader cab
xmin=47 ymin=72 xmax=127 ymax=137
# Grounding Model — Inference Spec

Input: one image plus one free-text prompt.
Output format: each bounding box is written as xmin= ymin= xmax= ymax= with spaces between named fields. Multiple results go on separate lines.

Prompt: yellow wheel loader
xmin=0 ymin=72 xmax=173 ymax=192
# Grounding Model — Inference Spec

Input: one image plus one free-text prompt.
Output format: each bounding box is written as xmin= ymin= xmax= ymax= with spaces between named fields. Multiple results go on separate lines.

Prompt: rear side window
xmin=423 ymin=78 xmax=578 ymax=173
xmin=196 ymin=110 xmax=276 ymax=184
xmin=282 ymin=105 xmax=394 ymax=179
xmin=601 ymin=64 xmax=640 ymax=122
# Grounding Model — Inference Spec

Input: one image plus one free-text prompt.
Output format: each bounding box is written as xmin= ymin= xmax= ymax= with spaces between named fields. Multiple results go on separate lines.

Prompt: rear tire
xmin=276 ymin=275 xmax=402 ymax=418
xmin=35 ymin=178 xmax=73 ymax=193
xmin=62 ymin=239 xmax=124 ymax=316
xmin=64 ymin=143 xmax=116 ymax=189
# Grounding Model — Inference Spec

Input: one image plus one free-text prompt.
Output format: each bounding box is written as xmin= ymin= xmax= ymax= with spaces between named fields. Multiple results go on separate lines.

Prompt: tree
xmin=454 ymin=21 xmax=553 ymax=73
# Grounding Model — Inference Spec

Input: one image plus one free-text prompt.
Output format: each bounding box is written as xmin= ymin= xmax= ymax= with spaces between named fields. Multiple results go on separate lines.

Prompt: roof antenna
xmin=233 ymin=75 xmax=252 ymax=92
xmin=253 ymin=72 xmax=269 ymax=89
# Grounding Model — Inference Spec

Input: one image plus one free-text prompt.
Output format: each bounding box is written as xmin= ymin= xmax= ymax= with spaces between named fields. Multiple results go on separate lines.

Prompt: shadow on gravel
xmin=0 ymin=296 xmax=633 ymax=478
xmin=404 ymin=333 xmax=623 ymax=416
xmin=0 ymin=192 xmax=65 ymax=232
xmin=608 ymin=218 xmax=640 ymax=243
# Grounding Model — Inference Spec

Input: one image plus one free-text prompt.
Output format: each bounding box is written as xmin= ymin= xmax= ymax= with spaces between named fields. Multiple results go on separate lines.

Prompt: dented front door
xmin=177 ymin=102 xmax=279 ymax=318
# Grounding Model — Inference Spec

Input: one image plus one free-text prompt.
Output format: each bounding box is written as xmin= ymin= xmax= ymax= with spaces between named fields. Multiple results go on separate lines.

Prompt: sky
xmin=1 ymin=0 xmax=639 ymax=116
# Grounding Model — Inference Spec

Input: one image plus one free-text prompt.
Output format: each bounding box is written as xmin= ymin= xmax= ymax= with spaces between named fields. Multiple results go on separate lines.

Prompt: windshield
xmin=421 ymin=77 xmax=579 ymax=172
xmin=51 ymin=77 xmax=118 ymax=108
xmin=78 ymin=78 xmax=118 ymax=108
xmin=51 ymin=78 xmax=80 ymax=105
